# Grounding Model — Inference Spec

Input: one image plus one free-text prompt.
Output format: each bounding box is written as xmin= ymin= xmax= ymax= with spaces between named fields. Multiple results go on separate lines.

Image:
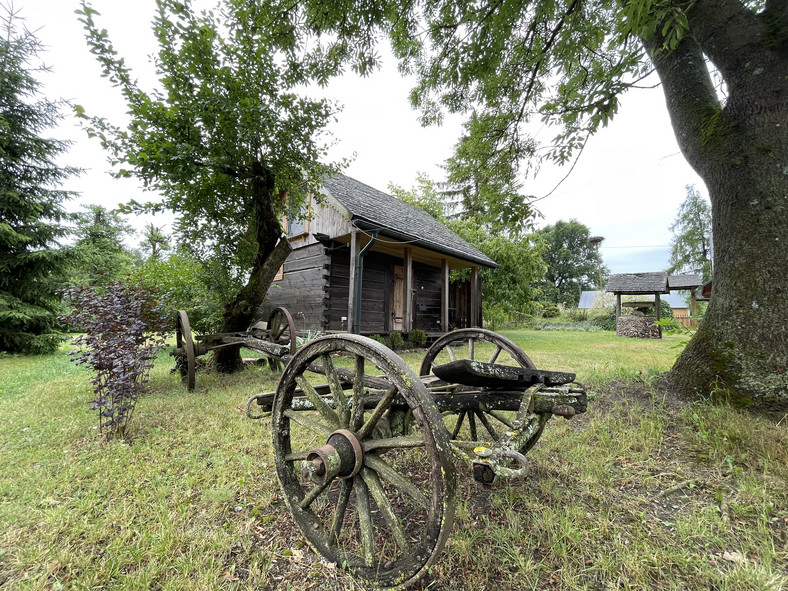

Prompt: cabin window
xmin=286 ymin=194 xmax=310 ymax=238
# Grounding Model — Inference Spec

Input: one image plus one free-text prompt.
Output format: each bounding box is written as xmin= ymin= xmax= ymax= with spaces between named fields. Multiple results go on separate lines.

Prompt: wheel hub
xmin=301 ymin=429 xmax=363 ymax=483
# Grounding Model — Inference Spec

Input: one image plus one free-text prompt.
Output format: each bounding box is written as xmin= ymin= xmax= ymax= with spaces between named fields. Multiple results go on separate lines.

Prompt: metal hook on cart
xmin=245 ymin=394 xmax=271 ymax=420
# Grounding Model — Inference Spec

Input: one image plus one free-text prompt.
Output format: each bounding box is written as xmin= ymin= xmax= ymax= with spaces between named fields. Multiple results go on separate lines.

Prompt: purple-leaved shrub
xmin=62 ymin=280 xmax=170 ymax=438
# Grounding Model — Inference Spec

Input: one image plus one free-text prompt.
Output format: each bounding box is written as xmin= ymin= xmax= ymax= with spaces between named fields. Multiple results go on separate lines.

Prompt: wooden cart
xmin=246 ymin=329 xmax=587 ymax=590
xmin=172 ymin=307 xmax=297 ymax=390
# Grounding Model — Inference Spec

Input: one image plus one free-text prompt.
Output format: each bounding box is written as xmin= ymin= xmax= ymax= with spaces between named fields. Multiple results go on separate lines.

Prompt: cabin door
xmin=391 ymin=265 xmax=405 ymax=332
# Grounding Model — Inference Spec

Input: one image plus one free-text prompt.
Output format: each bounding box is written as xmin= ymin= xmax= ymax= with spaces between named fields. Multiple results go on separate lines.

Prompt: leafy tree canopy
xmin=535 ymin=220 xmax=609 ymax=307
xmin=391 ymin=175 xmax=546 ymax=318
xmin=77 ymin=0 xmax=350 ymax=369
xmin=0 ymin=6 xmax=79 ymax=354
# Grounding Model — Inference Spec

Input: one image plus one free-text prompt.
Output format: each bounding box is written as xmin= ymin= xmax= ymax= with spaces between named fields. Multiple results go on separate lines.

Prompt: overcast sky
xmin=21 ymin=0 xmax=706 ymax=275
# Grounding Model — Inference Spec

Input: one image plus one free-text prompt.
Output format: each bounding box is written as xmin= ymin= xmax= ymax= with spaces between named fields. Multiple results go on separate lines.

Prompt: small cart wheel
xmin=175 ymin=310 xmax=196 ymax=391
xmin=272 ymin=334 xmax=456 ymax=590
xmin=420 ymin=329 xmax=546 ymax=450
xmin=267 ymin=307 xmax=296 ymax=372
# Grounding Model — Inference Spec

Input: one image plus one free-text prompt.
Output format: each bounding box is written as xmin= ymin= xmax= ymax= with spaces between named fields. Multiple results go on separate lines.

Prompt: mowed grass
xmin=0 ymin=331 xmax=786 ymax=590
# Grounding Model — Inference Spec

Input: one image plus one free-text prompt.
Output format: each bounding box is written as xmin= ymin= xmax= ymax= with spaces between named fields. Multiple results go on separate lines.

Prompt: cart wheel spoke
xmin=299 ymin=477 xmax=333 ymax=509
xmin=351 ymin=355 xmax=365 ymax=431
xmin=362 ymin=467 xmax=411 ymax=554
xmin=357 ymin=385 xmax=397 ymax=440
xmin=475 ymin=410 xmax=500 ymax=441
xmin=364 ymin=453 xmax=429 ymax=510
xmin=467 ymin=411 xmax=478 ymax=440
xmin=322 ymin=353 xmax=351 ymax=428
xmin=353 ymin=475 xmax=375 ymax=567
xmin=282 ymin=408 xmax=333 ymax=436
xmin=488 ymin=345 xmax=503 ymax=364
xmin=295 ymin=375 xmax=340 ymax=429
xmin=329 ymin=479 xmax=353 ymax=546
xmin=272 ymin=334 xmax=455 ymax=589
xmin=450 ymin=411 xmax=466 ymax=440
xmin=420 ymin=328 xmax=545 ymax=451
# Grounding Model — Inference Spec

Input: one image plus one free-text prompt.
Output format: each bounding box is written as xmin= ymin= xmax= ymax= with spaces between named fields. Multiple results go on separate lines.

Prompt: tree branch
xmin=642 ymin=33 xmax=719 ymax=175
xmin=686 ymin=0 xmax=767 ymax=80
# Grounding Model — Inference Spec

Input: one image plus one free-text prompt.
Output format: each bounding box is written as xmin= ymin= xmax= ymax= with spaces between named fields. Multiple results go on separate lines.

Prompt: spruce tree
xmin=0 ymin=8 xmax=79 ymax=354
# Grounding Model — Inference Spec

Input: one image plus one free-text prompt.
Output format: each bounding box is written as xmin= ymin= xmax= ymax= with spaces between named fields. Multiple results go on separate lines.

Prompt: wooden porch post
xmin=441 ymin=259 xmax=449 ymax=332
xmin=470 ymin=266 xmax=479 ymax=327
xmin=348 ymin=230 xmax=358 ymax=333
xmin=404 ymin=247 xmax=413 ymax=331
xmin=615 ymin=293 xmax=621 ymax=318
xmin=655 ymin=293 xmax=661 ymax=319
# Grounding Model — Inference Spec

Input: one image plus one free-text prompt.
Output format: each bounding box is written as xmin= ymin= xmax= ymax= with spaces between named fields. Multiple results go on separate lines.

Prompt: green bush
xmin=541 ymin=305 xmax=560 ymax=318
xmin=408 ymin=329 xmax=427 ymax=348
xmin=388 ymin=332 xmax=404 ymax=350
xmin=591 ymin=309 xmax=617 ymax=331
xmin=369 ymin=334 xmax=386 ymax=345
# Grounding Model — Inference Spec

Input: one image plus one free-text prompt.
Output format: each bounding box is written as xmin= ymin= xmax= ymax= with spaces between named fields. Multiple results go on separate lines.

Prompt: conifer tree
xmin=0 ymin=6 xmax=78 ymax=354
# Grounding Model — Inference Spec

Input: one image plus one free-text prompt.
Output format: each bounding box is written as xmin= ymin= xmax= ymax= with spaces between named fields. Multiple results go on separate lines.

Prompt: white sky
xmin=21 ymin=0 xmax=706 ymax=274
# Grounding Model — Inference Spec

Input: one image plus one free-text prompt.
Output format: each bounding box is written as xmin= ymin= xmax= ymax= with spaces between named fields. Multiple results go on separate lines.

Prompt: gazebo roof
xmin=668 ymin=274 xmax=703 ymax=290
xmin=606 ymin=272 xmax=669 ymax=294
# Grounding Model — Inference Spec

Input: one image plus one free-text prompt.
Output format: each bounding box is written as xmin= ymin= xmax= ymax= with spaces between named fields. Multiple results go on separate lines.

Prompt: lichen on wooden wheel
xmin=420 ymin=328 xmax=547 ymax=451
xmin=175 ymin=310 xmax=196 ymax=391
xmin=272 ymin=334 xmax=456 ymax=590
xmin=267 ymin=306 xmax=296 ymax=372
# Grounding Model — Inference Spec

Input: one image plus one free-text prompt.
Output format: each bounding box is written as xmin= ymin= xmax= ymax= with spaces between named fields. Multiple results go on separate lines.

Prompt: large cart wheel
xmin=175 ymin=310 xmax=196 ymax=391
xmin=267 ymin=307 xmax=296 ymax=372
xmin=420 ymin=329 xmax=547 ymax=452
xmin=272 ymin=334 xmax=456 ymax=590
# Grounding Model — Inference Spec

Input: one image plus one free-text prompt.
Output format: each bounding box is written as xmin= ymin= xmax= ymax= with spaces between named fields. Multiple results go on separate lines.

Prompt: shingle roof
xmin=668 ymin=274 xmax=703 ymax=290
xmin=322 ymin=175 xmax=498 ymax=268
xmin=581 ymin=289 xmax=688 ymax=308
xmin=606 ymin=272 xmax=668 ymax=294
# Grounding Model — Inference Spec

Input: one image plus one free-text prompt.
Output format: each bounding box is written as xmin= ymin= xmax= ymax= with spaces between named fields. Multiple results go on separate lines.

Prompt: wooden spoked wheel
xmin=267 ymin=307 xmax=296 ymax=372
xmin=272 ymin=334 xmax=456 ymax=590
xmin=420 ymin=329 xmax=547 ymax=452
xmin=175 ymin=310 xmax=196 ymax=391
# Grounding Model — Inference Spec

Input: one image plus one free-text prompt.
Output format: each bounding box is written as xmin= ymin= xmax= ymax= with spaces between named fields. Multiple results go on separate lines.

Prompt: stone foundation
xmin=616 ymin=316 xmax=661 ymax=339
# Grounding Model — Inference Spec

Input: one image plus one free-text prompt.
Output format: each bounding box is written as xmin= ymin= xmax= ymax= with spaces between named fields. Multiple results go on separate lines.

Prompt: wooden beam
xmin=348 ymin=230 xmax=358 ymax=333
xmin=655 ymin=293 xmax=661 ymax=318
xmin=470 ymin=266 xmax=479 ymax=327
xmin=441 ymin=259 xmax=450 ymax=331
xmin=616 ymin=293 xmax=621 ymax=318
xmin=404 ymin=247 xmax=413 ymax=332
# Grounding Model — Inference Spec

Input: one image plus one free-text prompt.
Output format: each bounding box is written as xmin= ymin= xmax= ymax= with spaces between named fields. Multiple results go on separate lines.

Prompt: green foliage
xmin=68 ymin=205 xmax=140 ymax=288
xmin=140 ymin=223 xmax=170 ymax=260
xmin=76 ymin=0 xmax=346 ymax=334
xmin=535 ymin=219 xmax=609 ymax=307
xmin=391 ymin=176 xmax=547 ymax=318
xmin=62 ymin=280 xmax=169 ymax=438
xmin=407 ymin=329 xmax=427 ymax=348
xmin=541 ymin=305 xmax=560 ymax=318
xmin=668 ymin=185 xmax=713 ymax=280
xmin=0 ymin=8 xmax=79 ymax=354
xmin=369 ymin=334 xmax=386 ymax=345
xmin=387 ymin=332 xmax=404 ymax=350
xmin=133 ymin=250 xmax=227 ymax=334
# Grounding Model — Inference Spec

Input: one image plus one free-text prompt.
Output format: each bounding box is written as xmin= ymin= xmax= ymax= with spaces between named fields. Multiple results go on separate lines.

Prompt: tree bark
xmin=645 ymin=1 xmax=788 ymax=409
xmin=215 ymin=163 xmax=293 ymax=373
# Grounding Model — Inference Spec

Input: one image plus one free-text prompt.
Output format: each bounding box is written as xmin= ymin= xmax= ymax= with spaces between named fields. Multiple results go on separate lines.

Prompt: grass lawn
xmin=1 ymin=330 xmax=786 ymax=590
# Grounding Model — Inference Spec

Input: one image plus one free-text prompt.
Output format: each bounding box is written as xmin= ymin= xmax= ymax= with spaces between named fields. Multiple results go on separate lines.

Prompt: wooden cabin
xmin=260 ymin=175 xmax=498 ymax=336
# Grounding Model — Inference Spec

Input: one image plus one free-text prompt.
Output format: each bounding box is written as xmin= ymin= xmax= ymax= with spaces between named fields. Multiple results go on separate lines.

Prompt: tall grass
xmin=0 ymin=331 xmax=785 ymax=590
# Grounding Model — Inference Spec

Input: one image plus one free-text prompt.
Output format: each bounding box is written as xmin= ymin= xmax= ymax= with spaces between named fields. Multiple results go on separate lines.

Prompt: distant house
xmin=261 ymin=175 xmax=498 ymax=335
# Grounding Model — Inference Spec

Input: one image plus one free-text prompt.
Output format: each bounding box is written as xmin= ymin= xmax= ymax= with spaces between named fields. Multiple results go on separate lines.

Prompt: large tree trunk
xmin=215 ymin=163 xmax=293 ymax=373
xmin=645 ymin=2 xmax=788 ymax=409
